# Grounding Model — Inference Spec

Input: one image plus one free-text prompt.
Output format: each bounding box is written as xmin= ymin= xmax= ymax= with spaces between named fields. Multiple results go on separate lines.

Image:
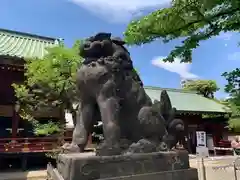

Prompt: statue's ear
xmin=94 ymin=32 xmax=111 ymax=41
xmin=111 ymin=37 xmax=125 ymax=45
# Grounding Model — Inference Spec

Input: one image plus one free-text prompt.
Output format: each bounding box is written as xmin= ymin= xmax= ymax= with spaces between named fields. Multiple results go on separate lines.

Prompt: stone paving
xmin=190 ymin=156 xmax=240 ymax=180
xmin=0 ymin=170 xmax=46 ymax=180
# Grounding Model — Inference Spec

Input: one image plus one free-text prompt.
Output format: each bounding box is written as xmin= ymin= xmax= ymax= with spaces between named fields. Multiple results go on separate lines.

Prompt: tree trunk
xmin=58 ymin=107 xmax=66 ymax=144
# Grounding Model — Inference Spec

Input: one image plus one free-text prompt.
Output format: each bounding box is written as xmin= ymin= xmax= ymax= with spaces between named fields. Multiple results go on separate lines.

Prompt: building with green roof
xmin=144 ymin=86 xmax=231 ymax=153
xmin=0 ymin=28 xmax=61 ymax=143
xmin=0 ymin=28 xmax=60 ymax=59
xmin=144 ymin=86 xmax=231 ymax=115
xmin=0 ymin=28 xmax=61 ymax=102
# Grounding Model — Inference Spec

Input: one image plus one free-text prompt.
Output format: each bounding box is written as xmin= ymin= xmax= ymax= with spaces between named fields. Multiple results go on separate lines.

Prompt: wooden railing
xmin=0 ymin=137 xmax=72 ymax=153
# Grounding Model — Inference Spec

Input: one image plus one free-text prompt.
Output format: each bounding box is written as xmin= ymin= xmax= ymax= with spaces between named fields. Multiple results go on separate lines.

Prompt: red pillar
xmin=11 ymin=104 xmax=20 ymax=140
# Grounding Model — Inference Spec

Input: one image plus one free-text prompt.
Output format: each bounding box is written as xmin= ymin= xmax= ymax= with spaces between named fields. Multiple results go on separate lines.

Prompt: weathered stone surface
xmin=56 ymin=150 xmax=194 ymax=180
xmin=49 ymin=167 xmax=198 ymax=180
xmin=63 ymin=32 xmax=185 ymax=156
xmin=99 ymin=168 xmax=198 ymax=180
xmin=56 ymin=32 xmax=198 ymax=180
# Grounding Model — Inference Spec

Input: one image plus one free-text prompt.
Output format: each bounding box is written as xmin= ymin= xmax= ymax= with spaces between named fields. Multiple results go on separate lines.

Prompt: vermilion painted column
xmin=11 ymin=104 xmax=20 ymax=140
xmin=11 ymin=106 xmax=17 ymax=139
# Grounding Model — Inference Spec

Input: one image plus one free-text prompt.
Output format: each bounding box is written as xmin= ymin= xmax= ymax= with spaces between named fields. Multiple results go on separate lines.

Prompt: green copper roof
xmin=144 ymin=86 xmax=231 ymax=114
xmin=0 ymin=28 xmax=60 ymax=59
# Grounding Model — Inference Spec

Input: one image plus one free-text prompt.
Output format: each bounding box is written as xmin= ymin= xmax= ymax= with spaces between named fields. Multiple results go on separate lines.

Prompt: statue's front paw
xmin=162 ymin=134 xmax=178 ymax=150
xmin=124 ymin=139 xmax=158 ymax=155
xmin=96 ymin=142 xmax=121 ymax=156
xmin=61 ymin=143 xmax=81 ymax=153
xmin=157 ymin=141 xmax=168 ymax=151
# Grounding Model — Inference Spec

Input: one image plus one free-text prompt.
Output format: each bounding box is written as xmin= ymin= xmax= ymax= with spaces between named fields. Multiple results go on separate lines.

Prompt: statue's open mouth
xmin=82 ymin=57 xmax=99 ymax=65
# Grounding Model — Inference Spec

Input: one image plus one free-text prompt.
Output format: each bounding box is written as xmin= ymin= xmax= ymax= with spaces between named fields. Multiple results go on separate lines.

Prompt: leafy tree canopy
xmin=222 ymin=68 xmax=240 ymax=132
xmin=124 ymin=0 xmax=240 ymax=62
xmin=222 ymin=68 xmax=240 ymax=105
xmin=183 ymin=79 xmax=219 ymax=98
xmin=227 ymin=102 xmax=240 ymax=132
xmin=12 ymin=40 xmax=82 ymax=135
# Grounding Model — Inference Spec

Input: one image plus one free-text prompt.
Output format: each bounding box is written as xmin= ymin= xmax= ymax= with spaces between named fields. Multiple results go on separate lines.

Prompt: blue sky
xmin=1 ymin=0 xmax=239 ymax=99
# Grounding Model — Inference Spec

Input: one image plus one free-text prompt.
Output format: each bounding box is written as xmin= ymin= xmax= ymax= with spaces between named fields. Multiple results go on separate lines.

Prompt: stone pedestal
xmin=47 ymin=150 xmax=198 ymax=180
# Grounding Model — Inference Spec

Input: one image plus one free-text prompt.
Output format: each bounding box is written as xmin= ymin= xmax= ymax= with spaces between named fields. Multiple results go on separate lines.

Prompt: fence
xmin=0 ymin=137 xmax=72 ymax=153
xmin=191 ymin=156 xmax=240 ymax=180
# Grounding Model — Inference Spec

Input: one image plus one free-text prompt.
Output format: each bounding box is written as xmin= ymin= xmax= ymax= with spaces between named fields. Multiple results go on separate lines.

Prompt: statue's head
xmin=79 ymin=32 xmax=128 ymax=62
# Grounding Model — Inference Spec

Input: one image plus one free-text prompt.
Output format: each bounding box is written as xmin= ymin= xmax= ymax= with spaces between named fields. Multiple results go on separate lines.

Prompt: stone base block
xmin=48 ymin=150 xmax=198 ymax=180
xmin=99 ymin=168 xmax=198 ymax=180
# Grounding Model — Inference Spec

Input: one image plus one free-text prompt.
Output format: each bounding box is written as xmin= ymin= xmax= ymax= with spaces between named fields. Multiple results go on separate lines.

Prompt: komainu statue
xmin=63 ymin=32 xmax=184 ymax=156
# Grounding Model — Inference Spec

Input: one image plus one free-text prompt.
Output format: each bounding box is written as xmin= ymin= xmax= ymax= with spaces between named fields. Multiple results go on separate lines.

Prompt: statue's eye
xmin=84 ymin=43 xmax=90 ymax=48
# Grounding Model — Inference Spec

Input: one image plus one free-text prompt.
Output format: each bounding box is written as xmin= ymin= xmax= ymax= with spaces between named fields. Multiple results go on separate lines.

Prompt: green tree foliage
xmin=222 ymin=68 xmax=240 ymax=105
xmin=227 ymin=102 xmax=240 ymax=132
xmin=222 ymin=68 xmax=240 ymax=132
xmin=12 ymin=41 xmax=82 ymax=136
xmin=183 ymin=79 xmax=219 ymax=98
xmin=124 ymin=0 xmax=240 ymax=62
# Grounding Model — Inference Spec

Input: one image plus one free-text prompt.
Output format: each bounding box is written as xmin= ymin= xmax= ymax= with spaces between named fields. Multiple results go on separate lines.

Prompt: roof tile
xmin=0 ymin=28 xmax=60 ymax=59
xmin=144 ymin=86 xmax=231 ymax=114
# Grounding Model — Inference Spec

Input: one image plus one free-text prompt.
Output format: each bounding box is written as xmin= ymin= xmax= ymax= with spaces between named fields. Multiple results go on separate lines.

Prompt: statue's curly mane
xmin=83 ymin=55 xmax=143 ymax=87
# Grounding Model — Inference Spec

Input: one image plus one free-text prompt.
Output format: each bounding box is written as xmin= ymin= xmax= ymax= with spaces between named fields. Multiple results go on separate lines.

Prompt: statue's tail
xmin=159 ymin=90 xmax=184 ymax=140
xmin=159 ymin=90 xmax=174 ymax=124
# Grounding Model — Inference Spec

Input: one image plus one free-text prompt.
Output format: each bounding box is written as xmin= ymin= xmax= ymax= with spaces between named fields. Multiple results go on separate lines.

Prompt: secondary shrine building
xmin=0 ymin=28 xmax=68 ymax=155
xmin=0 ymin=28 xmax=231 ymax=156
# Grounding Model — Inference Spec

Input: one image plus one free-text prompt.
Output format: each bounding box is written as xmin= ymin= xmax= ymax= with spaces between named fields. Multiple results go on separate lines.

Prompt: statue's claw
xmin=61 ymin=143 xmax=81 ymax=153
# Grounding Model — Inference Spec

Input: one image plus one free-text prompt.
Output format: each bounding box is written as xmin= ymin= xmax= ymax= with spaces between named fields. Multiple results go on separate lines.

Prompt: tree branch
xmin=149 ymin=6 xmax=240 ymax=39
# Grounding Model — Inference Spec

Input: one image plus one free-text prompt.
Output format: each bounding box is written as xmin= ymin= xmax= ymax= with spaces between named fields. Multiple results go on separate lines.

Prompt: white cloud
xmin=217 ymin=32 xmax=233 ymax=41
xmin=217 ymin=32 xmax=233 ymax=46
xmin=228 ymin=52 xmax=240 ymax=61
xmin=215 ymin=91 xmax=230 ymax=100
xmin=69 ymin=0 xmax=171 ymax=23
xmin=151 ymin=56 xmax=199 ymax=79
